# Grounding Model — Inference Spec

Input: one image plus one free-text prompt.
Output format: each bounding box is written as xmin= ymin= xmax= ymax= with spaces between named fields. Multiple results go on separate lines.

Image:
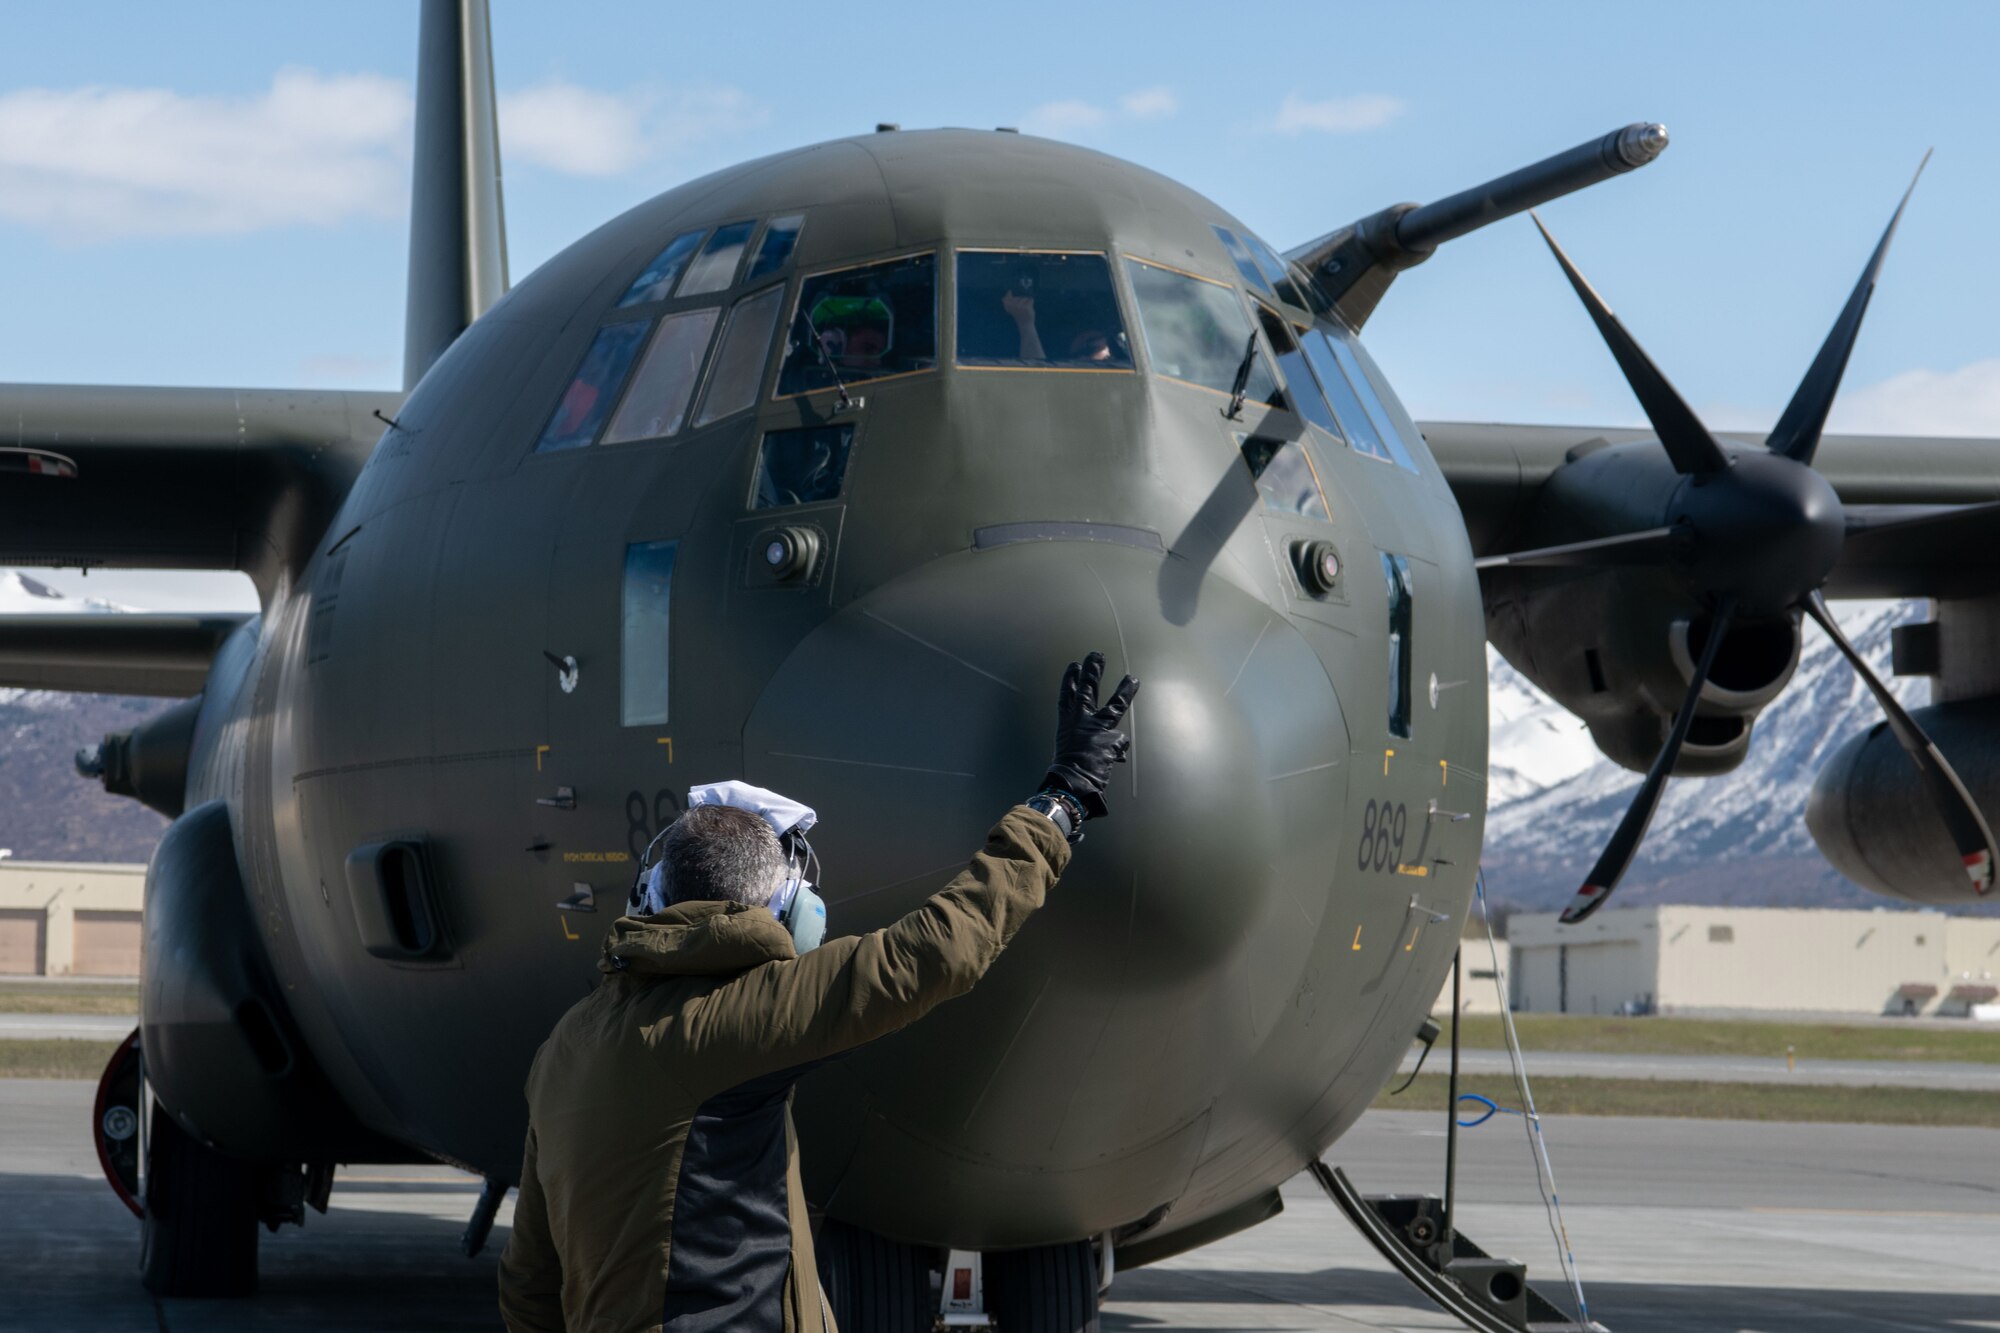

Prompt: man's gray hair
xmin=657 ymin=804 xmax=788 ymax=909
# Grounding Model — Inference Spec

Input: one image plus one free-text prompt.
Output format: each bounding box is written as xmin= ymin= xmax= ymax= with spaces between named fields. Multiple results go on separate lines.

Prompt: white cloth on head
xmin=632 ymin=780 xmax=819 ymax=916
xmin=686 ymin=780 xmax=818 ymax=839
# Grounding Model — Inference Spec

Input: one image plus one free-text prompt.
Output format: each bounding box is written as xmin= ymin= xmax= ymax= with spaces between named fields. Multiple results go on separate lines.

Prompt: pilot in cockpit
xmin=1002 ymin=288 xmax=1127 ymax=366
xmin=810 ymin=294 xmax=893 ymax=371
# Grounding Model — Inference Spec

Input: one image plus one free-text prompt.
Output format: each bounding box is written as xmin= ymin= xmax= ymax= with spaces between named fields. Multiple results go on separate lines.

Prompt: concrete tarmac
xmin=4 ymin=1078 xmax=1998 ymax=1331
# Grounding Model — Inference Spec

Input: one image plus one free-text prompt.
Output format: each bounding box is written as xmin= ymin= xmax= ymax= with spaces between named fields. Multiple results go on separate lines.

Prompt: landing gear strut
xmin=139 ymin=1101 xmax=260 ymax=1297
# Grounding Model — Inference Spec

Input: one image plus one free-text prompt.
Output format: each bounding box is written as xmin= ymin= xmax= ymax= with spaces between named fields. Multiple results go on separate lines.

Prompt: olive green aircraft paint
xmin=205 ymin=125 xmax=1488 ymax=1250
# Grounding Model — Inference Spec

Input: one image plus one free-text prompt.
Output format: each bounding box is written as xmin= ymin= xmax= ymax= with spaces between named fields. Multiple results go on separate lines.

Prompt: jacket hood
xmin=599 ymin=900 xmax=797 ymax=977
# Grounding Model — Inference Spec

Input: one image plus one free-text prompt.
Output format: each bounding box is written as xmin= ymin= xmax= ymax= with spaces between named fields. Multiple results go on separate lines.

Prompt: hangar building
xmin=1508 ymin=904 xmax=2000 ymax=1019
xmin=0 ymin=861 xmax=146 ymax=977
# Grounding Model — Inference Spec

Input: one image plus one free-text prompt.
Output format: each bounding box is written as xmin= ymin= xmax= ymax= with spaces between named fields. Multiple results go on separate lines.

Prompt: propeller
xmin=1494 ymin=158 xmax=1997 ymax=924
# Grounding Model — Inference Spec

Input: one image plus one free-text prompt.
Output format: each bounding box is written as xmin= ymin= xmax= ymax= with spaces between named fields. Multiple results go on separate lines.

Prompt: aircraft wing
xmin=0 ymin=383 xmax=397 ymax=695
xmin=0 ymin=383 xmax=399 ymax=598
xmin=0 ymin=613 xmax=254 ymax=697
xmin=1424 ymin=421 xmax=2000 ymax=597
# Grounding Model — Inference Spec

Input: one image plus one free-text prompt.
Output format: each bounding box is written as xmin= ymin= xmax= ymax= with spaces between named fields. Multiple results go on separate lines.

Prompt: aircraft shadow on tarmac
xmin=8 ymin=1171 xmax=1997 ymax=1333
xmin=1104 ymin=1263 xmax=2000 ymax=1333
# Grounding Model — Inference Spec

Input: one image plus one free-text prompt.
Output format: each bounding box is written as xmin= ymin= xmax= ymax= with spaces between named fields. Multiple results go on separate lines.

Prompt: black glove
xmin=1044 ymin=651 xmax=1140 ymax=820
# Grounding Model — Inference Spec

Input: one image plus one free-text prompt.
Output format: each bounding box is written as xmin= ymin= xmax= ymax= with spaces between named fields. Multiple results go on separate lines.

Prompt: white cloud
xmin=1271 ymin=92 xmax=1404 ymax=135
xmin=1022 ymin=88 xmax=1180 ymax=140
xmin=1119 ymin=87 xmax=1178 ymax=120
xmin=0 ymin=70 xmax=771 ymax=241
xmin=500 ymin=82 xmax=768 ymax=177
xmin=1022 ymin=99 xmax=1108 ymax=137
xmin=0 ymin=68 xmax=410 ymax=239
xmin=1828 ymin=358 xmax=2000 ymax=438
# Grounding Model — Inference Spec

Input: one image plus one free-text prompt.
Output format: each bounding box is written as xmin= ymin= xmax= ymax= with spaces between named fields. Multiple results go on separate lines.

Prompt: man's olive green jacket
xmin=498 ymin=807 xmax=1070 ymax=1333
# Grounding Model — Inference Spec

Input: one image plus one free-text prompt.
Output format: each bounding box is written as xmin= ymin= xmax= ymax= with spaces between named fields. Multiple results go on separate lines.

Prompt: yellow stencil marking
xmin=535 ymin=744 xmax=551 ymax=772
xmin=656 ymin=737 xmax=674 ymax=762
xmin=1351 ymin=924 xmax=1364 ymax=951
xmin=1383 ymin=749 xmax=1395 ymax=776
xmin=1440 ymin=759 xmax=1448 ymax=786
xmin=559 ymin=915 xmax=579 ymax=941
xmin=1395 ymin=864 xmax=1430 ymax=878
xmin=562 ymin=851 xmax=630 ymax=864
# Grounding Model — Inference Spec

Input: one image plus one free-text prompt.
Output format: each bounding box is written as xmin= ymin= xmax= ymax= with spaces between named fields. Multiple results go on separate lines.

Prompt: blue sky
xmin=5 ymin=1 xmax=1998 ymax=609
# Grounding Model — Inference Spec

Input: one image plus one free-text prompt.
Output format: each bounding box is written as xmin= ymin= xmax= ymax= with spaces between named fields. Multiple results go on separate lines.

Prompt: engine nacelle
xmin=143 ymin=799 xmax=410 ymax=1163
xmin=1808 ymin=700 xmax=2000 ymax=906
xmin=1488 ymin=571 xmax=1801 ymax=776
xmin=1483 ymin=439 xmax=1805 ymax=775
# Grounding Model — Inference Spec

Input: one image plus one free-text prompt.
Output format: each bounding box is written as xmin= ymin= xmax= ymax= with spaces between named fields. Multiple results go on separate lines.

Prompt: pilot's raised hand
xmin=1043 ymin=651 xmax=1140 ymax=823
xmin=1001 ymin=289 xmax=1036 ymax=325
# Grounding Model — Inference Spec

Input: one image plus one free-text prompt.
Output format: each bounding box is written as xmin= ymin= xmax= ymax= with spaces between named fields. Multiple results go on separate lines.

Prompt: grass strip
xmin=0 ymin=984 xmax=139 ymax=1016
xmin=0 ymin=1039 xmax=121 ymax=1080
xmin=1377 ymin=1073 xmax=2000 ymax=1129
xmin=1447 ymin=1014 xmax=2000 ymax=1065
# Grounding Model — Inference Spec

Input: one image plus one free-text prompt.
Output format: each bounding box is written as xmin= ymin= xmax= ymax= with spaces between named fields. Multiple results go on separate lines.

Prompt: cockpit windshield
xmin=1124 ymin=257 xmax=1280 ymax=408
xmin=777 ymin=253 xmax=937 ymax=396
xmin=957 ymin=251 xmax=1132 ymax=369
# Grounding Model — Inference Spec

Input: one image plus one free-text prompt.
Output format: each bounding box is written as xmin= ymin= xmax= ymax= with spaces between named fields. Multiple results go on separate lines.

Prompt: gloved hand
xmin=1044 ymin=651 xmax=1140 ymax=820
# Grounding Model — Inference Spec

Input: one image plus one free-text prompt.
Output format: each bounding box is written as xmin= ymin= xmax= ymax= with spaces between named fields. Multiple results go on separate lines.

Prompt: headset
xmin=630 ymin=789 xmax=828 ymax=955
xmin=768 ymin=830 xmax=827 ymax=955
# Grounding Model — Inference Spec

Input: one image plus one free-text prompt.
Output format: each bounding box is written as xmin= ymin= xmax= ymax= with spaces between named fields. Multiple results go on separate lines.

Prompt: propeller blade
xmin=1801 ymin=590 xmax=1996 ymax=894
xmin=1474 ymin=523 xmax=1690 ymax=571
xmin=1531 ymin=213 xmax=1730 ymax=476
xmin=1562 ymin=596 xmax=1738 ymax=924
xmin=1765 ymin=153 xmax=1929 ymax=467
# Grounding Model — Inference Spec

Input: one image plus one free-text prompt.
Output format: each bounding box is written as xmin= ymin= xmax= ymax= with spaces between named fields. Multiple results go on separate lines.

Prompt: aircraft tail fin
xmin=403 ymin=0 xmax=509 ymax=389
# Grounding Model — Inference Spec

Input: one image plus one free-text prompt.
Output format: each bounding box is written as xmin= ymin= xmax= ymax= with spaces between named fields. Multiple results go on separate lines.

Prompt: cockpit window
xmin=753 ymin=424 xmax=854 ymax=509
xmin=678 ymin=220 xmax=756 ymax=296
xmin=534 ymin=320 xmax=650 ymax=453
xmin=693 ymin=286 xmax=784 ymax=428
xmin=1213 ymin=227 xmax=1268 ymax=295
xmin=1252 ymin=306 xmax=1342 ymax=440
xmin=1243 ymin=233 xmax=1307 ymax=309
xmin=1301 ymin=328 xmax=1391 ymax=467
xmin=746 ymin=214 xmax=805 ymax=282
xmin=1238 ymin=433 xmax=1330 ymax=521
xmin=1312 ymin=330 xmax=1418 ymax=472
xmin=1213 ymin=226 xmax=1306 ymax=310
xmin=603 ymin=308 xmax=719 ymax=444
xmin=1124 ymin=257 xmax=1280 ymax=407
xmin=778 ymin=253 xmax=937 ymax=396
xmin=956 ymin=251 xmax=1132 ymax=370
xmin=618 ymin=229 xmax=707 ymax=307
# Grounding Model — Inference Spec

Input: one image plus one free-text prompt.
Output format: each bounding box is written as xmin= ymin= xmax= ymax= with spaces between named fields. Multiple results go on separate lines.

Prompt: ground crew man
xmin=498 ymin=652 xmax=1140 ymax=1332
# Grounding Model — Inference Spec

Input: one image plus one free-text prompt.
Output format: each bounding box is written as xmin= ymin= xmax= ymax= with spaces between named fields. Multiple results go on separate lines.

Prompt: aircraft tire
xmin=139 ymin=1101 xmax=259 ymax=1297
xmin=986 ymin=1239 xmax=1101 ymax=1333
xmin=816 ymin=1218 xmax=932 ymax=1333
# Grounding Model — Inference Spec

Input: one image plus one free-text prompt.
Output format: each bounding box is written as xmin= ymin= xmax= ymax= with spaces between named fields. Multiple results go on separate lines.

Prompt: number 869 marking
xmin=1356 ymin=798 xmax=1408 ymax=874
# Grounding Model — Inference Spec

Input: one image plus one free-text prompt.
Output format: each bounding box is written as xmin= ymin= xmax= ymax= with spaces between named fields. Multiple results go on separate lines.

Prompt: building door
xmin=0 ymin=911 xmax=45 ymax=975
xmin=72 ymin=911 xmax=142 ymax=977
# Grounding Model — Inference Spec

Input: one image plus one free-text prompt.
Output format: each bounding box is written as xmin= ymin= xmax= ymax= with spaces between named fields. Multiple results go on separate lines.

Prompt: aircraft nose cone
xmin=746 ymin=539 xmax=1351 ymax=1240
xmin=746 ymin=539 xmax=1345 ymax=987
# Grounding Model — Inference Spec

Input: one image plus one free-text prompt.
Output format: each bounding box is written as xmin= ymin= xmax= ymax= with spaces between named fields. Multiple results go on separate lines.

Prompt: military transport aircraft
xmin=7 ymin=2 xmax=1999 ymax=1330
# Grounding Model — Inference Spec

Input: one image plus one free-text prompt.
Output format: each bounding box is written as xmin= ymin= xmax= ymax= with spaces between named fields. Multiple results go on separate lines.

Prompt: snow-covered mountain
xmin=0 ymin=570 xmax=166 ymax=861
xmin=0 ymin=569 xmax=128 ymax=617
xmin=1481 ymin=599 xmax=1938 ymax=913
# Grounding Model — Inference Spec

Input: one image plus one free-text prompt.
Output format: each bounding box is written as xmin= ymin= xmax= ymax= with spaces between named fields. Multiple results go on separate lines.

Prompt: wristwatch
xmin=1026 ymin=788 xmax=1086 ymax=844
